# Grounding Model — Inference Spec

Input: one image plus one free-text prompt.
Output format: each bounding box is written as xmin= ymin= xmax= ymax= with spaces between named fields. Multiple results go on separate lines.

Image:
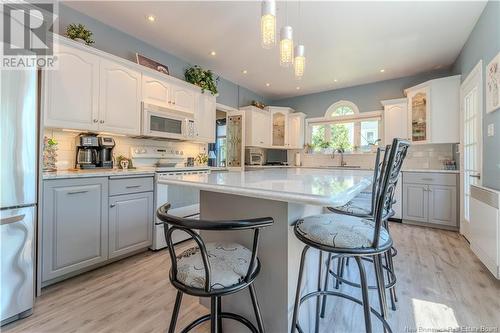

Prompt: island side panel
xmin=199 ymin=190 xmax=324 ymax=332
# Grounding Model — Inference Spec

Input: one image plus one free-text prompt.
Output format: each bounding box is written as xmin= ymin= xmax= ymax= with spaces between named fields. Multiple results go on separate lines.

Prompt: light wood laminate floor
xmin=4 ymin=223 xmax=500 ymax=333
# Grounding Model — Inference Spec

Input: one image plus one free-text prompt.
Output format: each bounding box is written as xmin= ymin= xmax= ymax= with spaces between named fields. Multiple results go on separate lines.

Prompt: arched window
xmin=306 ymin=100 xmax=381 ymax=153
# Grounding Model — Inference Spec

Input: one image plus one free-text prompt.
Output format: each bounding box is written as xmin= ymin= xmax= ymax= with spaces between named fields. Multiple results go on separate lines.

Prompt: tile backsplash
xmin=45 ymin=129 xmax=207 ymax=170
xmin=290 ymin=143 xmax=457 ymax=170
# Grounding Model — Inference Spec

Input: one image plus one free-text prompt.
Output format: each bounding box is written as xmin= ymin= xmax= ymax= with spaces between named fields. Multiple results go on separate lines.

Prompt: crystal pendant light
xmin=280 ymin=26 xmax=294 ymax=67
xmin=261 ymin=0 xmax=276 ymax=49
xmin=294 ymin=44 xmax=305 ymax=79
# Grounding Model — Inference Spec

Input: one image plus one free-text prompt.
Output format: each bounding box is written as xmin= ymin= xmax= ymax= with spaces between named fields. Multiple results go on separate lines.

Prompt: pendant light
xmin=261 ymin=0 xmax=276 ymax=49
xmin=294 ymin=44 xmax=305 ymax=79
xmin=279 ymin=1 xmax=294 ymax=67
xmin=294 ymin=1 xmax=305 ymax=79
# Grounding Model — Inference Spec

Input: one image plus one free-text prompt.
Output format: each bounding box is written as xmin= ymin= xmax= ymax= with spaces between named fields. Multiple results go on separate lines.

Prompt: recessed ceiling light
xmin=242 ymin=70 xmax=248 ymax=74
xmin=380 ymin=69 xmax=385 ymax=73
xmin=146 ymin=15 xmax=156 ymax=22
xmin=210 ymin=51 xmax=216 ymax=56
xmin=334 ymin=79 xmax=338 ymax=82
xmin=296 ymin=86 xmax=300 ymax=90
xmin=265 ymin=83 xmax=270 ymax=87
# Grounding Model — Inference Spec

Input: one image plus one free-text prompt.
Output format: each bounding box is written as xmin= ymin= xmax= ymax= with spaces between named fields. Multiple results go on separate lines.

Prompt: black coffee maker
xmin=97 ymin=136 xmax=115 ymax=168
xmin=76 ymin=133 xmax=99 ymax=169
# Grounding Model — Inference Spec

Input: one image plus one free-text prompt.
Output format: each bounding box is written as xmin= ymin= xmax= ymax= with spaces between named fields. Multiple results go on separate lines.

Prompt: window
xmin=307 ymin=100 xmax=382 ymax=153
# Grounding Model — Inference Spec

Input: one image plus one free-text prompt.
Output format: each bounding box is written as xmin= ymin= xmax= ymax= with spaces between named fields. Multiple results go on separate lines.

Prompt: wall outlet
xmin=487 ymin=123 xmax=494 ymax=137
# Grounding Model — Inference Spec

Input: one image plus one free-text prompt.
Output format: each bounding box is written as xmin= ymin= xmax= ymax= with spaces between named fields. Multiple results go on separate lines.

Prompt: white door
xmin=171 ymin=85 xmax=196 ymax=114
xmin=460 ymin=61 xmax=483 ymax=240
xmin=99 ymin=59 xmax=142 ymax=135
xmin=253 ymin=110 xmax=271 ymax=147
xmin=226 ymin=109 xmax=246 ymax=170
xmin=195 ymin=94 xmax=216 ymax=142
xmin=44 ymin=43 xmax=100 ymax=130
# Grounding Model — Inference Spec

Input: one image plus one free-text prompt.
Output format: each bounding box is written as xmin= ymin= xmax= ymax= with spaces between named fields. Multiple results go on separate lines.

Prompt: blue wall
xmin=271 ymin=68 xmax=452 ymax=116
xmin=452 ymin=1 xmax=500 ymax=190
xmin=56 ymin=4 xmax=269 ymax=109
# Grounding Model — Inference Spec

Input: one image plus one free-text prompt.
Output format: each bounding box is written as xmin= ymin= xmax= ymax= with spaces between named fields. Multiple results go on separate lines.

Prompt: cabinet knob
xmin=110 ymin=204 xmax=116 ymax=208
xmin=100 ymin=120 xmax=104 ymax=124
xmin=93 ymin=119 xmax=98 ymax=123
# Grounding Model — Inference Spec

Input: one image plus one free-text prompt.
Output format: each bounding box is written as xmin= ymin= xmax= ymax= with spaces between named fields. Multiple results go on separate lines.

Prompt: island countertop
xmin=158 ymin=168 xmax=372 ymax=206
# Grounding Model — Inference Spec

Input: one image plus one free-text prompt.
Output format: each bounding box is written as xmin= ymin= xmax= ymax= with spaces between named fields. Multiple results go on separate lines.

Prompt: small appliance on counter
xmin=75 ymin=133 xmax=99 ymax=169
xmin=265 ymin=149 xmax=288 ymax=166
xmin=245 ymin=148 xmax=264 ymax=166
xmin=97 ymin=136 xmax=115 ymax=168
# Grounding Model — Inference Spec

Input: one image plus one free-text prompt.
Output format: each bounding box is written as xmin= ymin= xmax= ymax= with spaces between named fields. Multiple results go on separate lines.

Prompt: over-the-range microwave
xmin=140 ymin=102 xmax=196 ymax=140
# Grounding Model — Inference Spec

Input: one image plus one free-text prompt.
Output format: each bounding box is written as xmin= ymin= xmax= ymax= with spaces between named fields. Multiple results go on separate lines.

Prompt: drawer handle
xmin=0 ymin=214 xmax=25 ymax=225
xmin=421 ymin=178 xmax=434 ymax=181
xmin=110 ymin=204 xmax=116 ymax=208
xmin=125 ymin=185 xmax=141 ymax=189
xmin=67 ymin=190 xmax=88 ymax=195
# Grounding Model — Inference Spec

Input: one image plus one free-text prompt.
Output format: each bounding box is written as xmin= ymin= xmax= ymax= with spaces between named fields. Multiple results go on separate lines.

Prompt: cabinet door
xmin=171 ymin=84 xmax=196 ymax=114
xmin=407 ymin=86 xmax=430 ymax=143
xmin=384 ymin=103 xmax=408 ymax=145
xmin=44 ymin=44 xmax=99 ymax=130
xmin=288 ymin=113 xmax=305 ymax=149
xmin=108 ymin=192 xmax=153 ymax=258
xmin=195 ymin=94 xmax=216 ymax=142
xmin=253 ymin=110 xmax=271 ymax=147
xmin=428 ymin=185 xmax=457 ymax=226
xmin=142 ymin=75 xmax=172 ymax=107
xmin=99 ymin=59 xmax=142 ymax=135
xmin=42 ymin=178 xmax=108 ymax=282
xmin=271 ymin=111 xmax=288 ymax=147
xmin=402 ymin=183 xmax=428 ymax=222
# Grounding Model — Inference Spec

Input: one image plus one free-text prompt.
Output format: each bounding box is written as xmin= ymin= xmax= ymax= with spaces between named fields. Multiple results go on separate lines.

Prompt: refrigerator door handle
xmin=0 ymin=214 xmax=26 ymax=226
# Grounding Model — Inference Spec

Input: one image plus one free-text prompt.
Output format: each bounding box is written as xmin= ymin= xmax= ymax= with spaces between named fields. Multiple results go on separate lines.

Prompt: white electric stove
xmin=131 ymin=146 xmax=210 ymax=250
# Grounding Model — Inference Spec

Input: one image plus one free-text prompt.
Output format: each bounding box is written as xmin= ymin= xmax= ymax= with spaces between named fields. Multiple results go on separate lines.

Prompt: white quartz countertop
xmin=158 ymin=168 xmax=373 ymax=206
xmin=43 ymin=168 xmax=156 ymax=179
xmin=402 ymin=169 xmax=459 ymax=174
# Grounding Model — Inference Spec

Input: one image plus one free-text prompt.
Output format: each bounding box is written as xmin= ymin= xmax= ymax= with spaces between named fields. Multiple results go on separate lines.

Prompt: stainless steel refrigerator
xmin=0 ymin=68 xmax=37 ymax=325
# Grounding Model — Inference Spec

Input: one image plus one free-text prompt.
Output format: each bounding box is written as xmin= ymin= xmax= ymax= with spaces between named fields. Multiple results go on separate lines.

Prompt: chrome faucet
xmin=332 ymin=148 xmax=347 ymax=167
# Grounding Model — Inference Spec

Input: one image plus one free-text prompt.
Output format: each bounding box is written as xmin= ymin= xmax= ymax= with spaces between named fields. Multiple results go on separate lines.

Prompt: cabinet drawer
xmin=109 ymin=177 xmax=153 ymax=196
xmin=403 ymin=172 xmax=457 ymax=186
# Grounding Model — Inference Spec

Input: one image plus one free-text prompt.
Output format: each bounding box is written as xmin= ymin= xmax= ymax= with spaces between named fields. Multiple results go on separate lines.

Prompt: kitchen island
xmin=158 ymin=168 xmax=372 ymax=332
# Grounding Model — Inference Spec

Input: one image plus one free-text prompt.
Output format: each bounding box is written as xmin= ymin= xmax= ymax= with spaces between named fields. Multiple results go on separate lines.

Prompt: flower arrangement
xmin=195 ymin=153 xmax=209 ymax=166
xmin=66 ymin=23 xmax=94 ymax=45
xmin=184 ymin=65 xmax=218 ymax=95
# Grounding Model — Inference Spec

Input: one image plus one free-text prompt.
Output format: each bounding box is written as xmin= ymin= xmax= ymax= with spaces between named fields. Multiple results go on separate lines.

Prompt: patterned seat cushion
xmin=175 ymin=242 xmax=255 ymax=290
xmin=333 ymin=195 xmax=373 ymax=215
xmin=295 ymin=214 xmax=391 ymax=249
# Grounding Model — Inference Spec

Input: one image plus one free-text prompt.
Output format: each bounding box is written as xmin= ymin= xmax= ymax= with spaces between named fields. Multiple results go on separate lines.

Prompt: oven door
xmin=142 ymin=107 xmax=188 ymax=140
xmin=153 ymin=179 xmax=200 ymax=250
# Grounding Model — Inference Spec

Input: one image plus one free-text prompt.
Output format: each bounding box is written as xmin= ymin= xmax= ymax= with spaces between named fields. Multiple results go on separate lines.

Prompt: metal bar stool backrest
xmin=369 ymin=147 xmax=387 ymax=214
xmin=156 ymin=203 xmax=274 ymax=293
xmin=372 ymin=138 xmax=410 ymax=249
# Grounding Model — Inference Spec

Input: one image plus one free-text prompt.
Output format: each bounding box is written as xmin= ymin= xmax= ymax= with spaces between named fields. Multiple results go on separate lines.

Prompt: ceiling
xmin=63 ymin=1 xmax=486 ymax=100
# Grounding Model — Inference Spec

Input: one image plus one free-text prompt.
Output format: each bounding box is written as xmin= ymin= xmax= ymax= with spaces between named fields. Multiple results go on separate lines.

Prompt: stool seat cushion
xmin=175 ymin=242 xmax=255 ymax=290
xmin=295 ymin=214 xmax=391 ymax=249
xmin=333 ymin=195 xmax=373 ymax=215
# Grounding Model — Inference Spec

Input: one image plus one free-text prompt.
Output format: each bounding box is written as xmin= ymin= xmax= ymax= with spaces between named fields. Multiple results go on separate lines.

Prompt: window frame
xmin=306 ymin=100 xmax=382 ymax=153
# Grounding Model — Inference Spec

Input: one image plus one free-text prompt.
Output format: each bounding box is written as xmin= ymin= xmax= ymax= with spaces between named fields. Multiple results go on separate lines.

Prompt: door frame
xmin=459 ymin=60 xmax=483 ymax=239
xmin=216 ymin=103 xmax=245 ymax=171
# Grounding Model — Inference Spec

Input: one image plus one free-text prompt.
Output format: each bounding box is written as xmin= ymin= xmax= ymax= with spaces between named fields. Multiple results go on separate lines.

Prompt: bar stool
xmin=290 ymin=138 xmax=410 ymax=333
xmin=326 ymin=146 xmax=399 ymax=311
xmin=156 ymin=203 xmax=273 ymax=333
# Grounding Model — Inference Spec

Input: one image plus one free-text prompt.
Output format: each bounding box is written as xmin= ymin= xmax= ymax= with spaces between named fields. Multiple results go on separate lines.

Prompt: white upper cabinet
xmin=381 ymin=98 xmax=409 ymax=145
xmin=142 ymin=75 xmax=172 ymax=107
xmin=242 ymin=106 xmax=271 ymax=147
xmin=99 ymin=59 xmax=142 ymax=135
xmin=194 ymin=94 xmax=216 ymax=143
xmin=287 ymin=112 xmax=306 ymax=149
xmin=268 ymin=107 xmax=291 ymax=148
xmin=404 ymin=75 xmax=461 ymax=144
xmin=171 ymin=85 xmax=196 ymax=114
xmin=44 ymin=43 xmax=100 ymax=130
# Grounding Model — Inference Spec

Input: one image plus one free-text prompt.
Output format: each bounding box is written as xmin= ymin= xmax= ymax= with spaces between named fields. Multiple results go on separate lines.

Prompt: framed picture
xmin=135 ymin=53 xmax=169 ymax=75
xmin=486 ymin=51 xmax=500 ymax=113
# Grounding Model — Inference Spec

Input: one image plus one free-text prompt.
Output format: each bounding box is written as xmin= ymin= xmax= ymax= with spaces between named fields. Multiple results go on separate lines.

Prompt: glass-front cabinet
xmin=271 ymin=111 xmax=287 ymax=147
xmin=406 ymin=86 xmax=430 ymax=143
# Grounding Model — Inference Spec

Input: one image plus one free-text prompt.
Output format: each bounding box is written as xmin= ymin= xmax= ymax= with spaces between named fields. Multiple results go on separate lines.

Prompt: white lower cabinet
xmin=42 ymin=178 xmax=108 ymax=283
xmin=42 ymin=176 xmax=154 ymax=285
xmin=108 ymin=192 xmax=153 ymax=258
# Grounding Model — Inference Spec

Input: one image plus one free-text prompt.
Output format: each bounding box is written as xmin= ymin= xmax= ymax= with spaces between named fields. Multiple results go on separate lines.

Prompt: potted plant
xmin=66 ymin=24 xmax=95 ymax=45
xmin=184 ymin=65 xmax=218 ymax=95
